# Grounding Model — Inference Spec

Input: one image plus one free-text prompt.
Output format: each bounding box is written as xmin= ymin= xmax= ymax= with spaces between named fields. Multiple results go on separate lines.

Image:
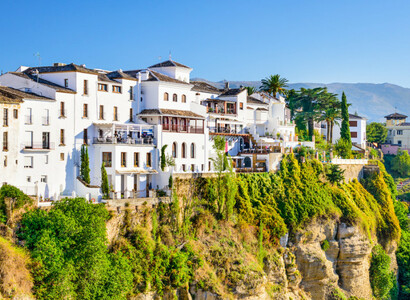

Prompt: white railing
xmin=331 ymin=158 xmax=368 ymax=165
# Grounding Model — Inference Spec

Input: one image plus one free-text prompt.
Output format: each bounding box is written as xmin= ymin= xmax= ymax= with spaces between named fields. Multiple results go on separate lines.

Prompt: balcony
xmin=22 ymin=142 xmax=55 ymax=151
xmin=25 ymin=115 xmax=33 ymax=125
xmin=93 ymin=137 xmax=155 ymax=145
xmin=42 ymin=116 xmax=50 ymax=126
xmin=163 ymin=124 xmax=204 ymax=134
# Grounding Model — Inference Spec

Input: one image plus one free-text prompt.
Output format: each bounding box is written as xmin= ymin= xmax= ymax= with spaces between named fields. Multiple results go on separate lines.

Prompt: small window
xmin=60 ymin=102 xmax=66 ymax=117
xmin=83 ymin=80 xmax=88 ymax=95
xmin=40 ymin=175 xmax=47 ymax=183
xmin=134 ymin=152 xmax=139 ymax=167
xmin=99 ymin=105 xmax=104 ymax=120
xmin=113 ymin=86 xmax=122 ymax=93
xmin=129 ymin=108 xmax=133 ymax=122
xmin=60 ymin=129 xmax=65 ymax=145
xmin=3 ymin=156 xmax=6 ymax=167
xmin=208 ymin=161 xmax=211 ymax=171
xmin=201 ymin=164 xmax=204 ymax=171
xmin=60 ymin=153 xmax=64 ymax=161
xmin=182 ymin=164 xmax=186 ymax=171
xmin=3 ymin=108 xmax=8 ymax=126
xmin=64 ymin=79 xmax=68 ymax=88
xmin=397 ymin=130 xmax=403 ymax=135
xmin=129 ymin=86 xmax=134 ymax=100
xmin=102 ymin=152 xmax=112 ymax=167
xmin=182 ymin=94 xmax=186 ymax=103
xmin=83 ymin=104 xmax=88 ymax=118
xmin=191 ymin=164 xmax=195 ymax=172
xmin=172 ymin=142 xmax=177 ymax=158
xmin=181 ymin=143 xmax=186 ymax=158
xmin=83 ymin=128 xmax=88 ymax=145
xmin=113 ymin=106 xmax=118 ymax=121
xmin=351 ymin=132 xmax=358 ymax=138
xmin=173 ymin=93 xmax=177 ymax=102
xmin=349 ymin=120 xmax=358 ymax=127
xmin=13 ymin=109 xmax=18 ymax=119
xmin=98 ymin=84 xmax=108 ymax=91
xmin=2 ymin=132 xmax=8 ymax=151
xmin=164 ymin=92 xmax=169 ymax=101
xmin=146 ymin=153 xmax=152 ymax=167
xmin=121 ymin=152 xmax=127 ymax=167
xmin=27 ymin=176 xmax=31 ymax=183
xmin=240 ymin=103 xmax=244 ymax=110
xmin=190 ymin=143 xmax=195 ymax=158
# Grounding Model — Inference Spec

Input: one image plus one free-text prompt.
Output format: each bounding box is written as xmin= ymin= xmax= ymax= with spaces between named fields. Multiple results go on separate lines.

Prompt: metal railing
xmin=163 ymin=124 xmax=204 ymax=134
xmin=93 ymin=137 xmax=155 ymax=145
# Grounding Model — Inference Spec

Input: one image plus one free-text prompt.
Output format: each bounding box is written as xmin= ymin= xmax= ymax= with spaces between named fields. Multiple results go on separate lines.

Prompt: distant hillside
xmin=192 ymin=78 xmax=410 ymax=122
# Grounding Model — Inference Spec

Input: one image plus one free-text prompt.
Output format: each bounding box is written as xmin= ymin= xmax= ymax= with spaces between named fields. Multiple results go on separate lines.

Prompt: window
xmin=60 ymin=153 xmax=64 ymax=161
xmin=240 ymin=103 xmax=244 ymax=110
xmin=113 ymin=86 xmax=122 ymax=93
xmin=83 ymin=128 xmax=88 ymax=145
xmin=41 ymin=175 xmax=47 ymax=183
xmin=3 ymin=156 xmax=6 ymax=167
xmin=43 ymin=109 xmax=49 ymax=125
xmin=397 ymin=130 xmax=403 ymax=135
xmin=113 ymin=106 xmax=118 ymax=121
xmin=25 ymin=108 xmax=32 ymax=124
xmin=398 ymin=140 xmax=402 ymax=146
xmin=173 ymin=93 xmax=177 ymax=102
xmin=24 ymin=156 xmax=33 ymax=168
xmin=60 ymin=102 xmax=65 ymax=117
xmin=60 ymin=129 xmax=65 ymax=145
xmin=190 ymin=143 xmax=195 ymax=158
xmin=191 ymin=164 xmax=195 ymax=172
xmin=2 ymin=132 xmax=8 ymax=151
xmin=98 ymin=83 xmax=108 ymax=91
xmin=27 ymin=176 xmax=31 ymax=183
xmin=83 ymin=80 xmax=88 ymax=95
xmin=99 ymin=105 xmax=104 ymax=120
xmin=172 ymin=142 xmax=177 ymax=158
xmin=350 ymin=131 xmax=358 ymax=138
xmin=182 ymin=164 xmax=186 ymax=171
xmin=201 ymin=164 xmax=204 ymax=171
xmin=146 ymin=153 xmax=152 ymax=167
xmin=349 ymin=120 xmax=358 ymax=127
xmin=181 ymin=142 xmax=186 ymax=158
xmin=129 ymin=108 xmax=133 ymax=122
xmin=102 ymin=152 xmax=112 ymax=167
xmin=134 ymin=152 xmax=139 ymax=167
xmin=13 ymin=109 xmax=18 ymax=119
xmin=129 ymin=86 xmax=134 ymax=100
xmin=164 ymin=92 xmax=169 ymax=101
xmin=182 ymin=94 xmax=186 ymax=103
xmin=121 ymin=152 xmax=127 ymax=167
xmin=83 ymin=103 xmax=88 ymax=118
xmin=3 ymin=108 xmax=8 ymax=126
xmin=208 ymin=161 xmax=211 ymax=171
xmin=42 ymin=132 xmax=50 ymax=149
xmin=64 ymin=79 xmax=68 ymax=88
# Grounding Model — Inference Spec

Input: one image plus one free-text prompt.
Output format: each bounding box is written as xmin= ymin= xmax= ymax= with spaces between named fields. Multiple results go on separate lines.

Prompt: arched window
xmin=181 ymin=143 xmax=186 ymax=158
xmin=190 ymin=143 xmax=195 ymax=158
xmin=173 ymin=93 xmax=177 ymax=102
xmin=164 ymin=92 xmax=169 ymax=101
xmin=172 ymin=142 xmax=177 ymax=158
xmin=182 ymin=94 xmax=186 ymax=103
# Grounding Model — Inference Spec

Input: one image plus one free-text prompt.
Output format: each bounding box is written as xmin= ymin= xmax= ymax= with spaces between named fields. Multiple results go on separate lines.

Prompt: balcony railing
xmin=93 ymin=137 xmax=155 ymax=145
xmin=25 ymin=115 xmax=33 ymax=125
xmin=42 ymin=116 xmax=50 ymax=126
xmin=22 ymin=142 xmax=55 ymax=151
xmin=163 ymin=124 xmax=204 ymax=134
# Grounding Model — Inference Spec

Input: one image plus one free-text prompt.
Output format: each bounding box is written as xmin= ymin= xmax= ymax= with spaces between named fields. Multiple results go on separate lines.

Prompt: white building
xmin=322 ymin=113 xmax=367 ymax=150
xmin=0 ymin=59 xmax=314 ymax=200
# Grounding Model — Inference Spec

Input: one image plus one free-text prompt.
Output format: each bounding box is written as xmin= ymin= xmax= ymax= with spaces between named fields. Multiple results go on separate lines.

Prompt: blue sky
xmin=1 ymin=0 xmax=410 ymax=86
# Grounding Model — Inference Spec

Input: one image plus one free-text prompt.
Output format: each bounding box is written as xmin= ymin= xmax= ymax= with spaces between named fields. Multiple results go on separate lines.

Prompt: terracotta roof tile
xmin=139 ymin=108 xmax=204 ymax=119
xmin=191 ymin=81 xmax=221 ymax=94
xmin=0 ymin=86 xmax=53 ymax=101
xmin=385 ymin=112 xmax=407 ymax=119
xmin=149 ymin=60 xmax=191 ymax=69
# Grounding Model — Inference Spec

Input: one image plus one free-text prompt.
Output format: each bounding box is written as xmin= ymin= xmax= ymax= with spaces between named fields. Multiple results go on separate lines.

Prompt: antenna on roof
xmin=33 ymin=52 xmax=41 ymax=66
xmin=169 ymin=51 xmax=172 ymax=60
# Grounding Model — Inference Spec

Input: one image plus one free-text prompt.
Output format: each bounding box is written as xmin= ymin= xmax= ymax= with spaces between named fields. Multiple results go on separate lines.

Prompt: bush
xmin=391 ymin=150 xmax=410 ymax=178
xmin=369 ymin=244 xmax=395 ymax=299
xmin=321 ymin=239 xmax=330 ymax=251
xmin=0 ymin=185 xmax=32 ymax=223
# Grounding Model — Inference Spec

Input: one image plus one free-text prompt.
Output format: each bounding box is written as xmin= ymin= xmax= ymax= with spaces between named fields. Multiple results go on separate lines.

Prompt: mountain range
xmin=192 ymin=78 xmax=410 ymax=122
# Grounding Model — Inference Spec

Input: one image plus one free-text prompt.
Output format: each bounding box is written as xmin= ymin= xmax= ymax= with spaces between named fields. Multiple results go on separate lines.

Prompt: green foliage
xmin=391 ymin=150 xmax=410 ymax=177
xmin=0 ymin=185 xmax=32 ymax=223
xmin=101 ymin=162 xmax=109 ymax=199
xmin=397 ymin=230 xmax=410 ymax=298
xmin=367 ymin=122 xmax=388 ymax=144
xmin=244 ymin=86 xmax=257 ymax=95
xmin=335 ymin=138 xmax=352 ymax=159
xmin=321 ymin=239 xmax=330 ymax=251
xmin=160 ymin=145 xmax=175 ymax=171
xmin=370 ymin=244 xmax=395 ymax=300
xmin=168 ymin=175 xmax=173 ymax=188
xmin=19 ymin=198 xmax=132 ymax=299
xmin=80 ymin=145 xmax=91 ymax=184
xmin=259 ymin=74 xmax=288 ymax=97
xmin=340 ymin=92 xmax=352 ymax=145
xmin=326 ymin=164 xmax=345 ymax=185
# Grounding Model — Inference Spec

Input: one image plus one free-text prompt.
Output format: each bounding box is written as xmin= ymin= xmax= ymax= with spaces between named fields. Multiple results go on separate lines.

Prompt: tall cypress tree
xmin=101 ymin=162 xmax=109 ymax=198
xmin=340 ymin=92 xmax=351 ymax=143
xmin=81 ymin=145 xmax=91 ymax=184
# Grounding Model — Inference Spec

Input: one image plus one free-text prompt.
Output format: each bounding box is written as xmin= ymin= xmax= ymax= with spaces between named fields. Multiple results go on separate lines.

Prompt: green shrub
xmin=321 ymin=239 xmax=330 ymax=251
xmin=0 ymin=185 xmax=32 ymax=223
xmin=370 ymin=244 xmax=395 ymax=299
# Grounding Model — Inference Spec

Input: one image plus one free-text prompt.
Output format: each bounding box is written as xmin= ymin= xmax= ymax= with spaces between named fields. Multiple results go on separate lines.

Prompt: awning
xmin=116 ymin=168 xmax=158 ymax=174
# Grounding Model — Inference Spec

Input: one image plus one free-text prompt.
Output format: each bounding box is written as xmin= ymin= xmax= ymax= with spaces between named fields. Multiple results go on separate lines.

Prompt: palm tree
xmin=260 ymin=74 xmax=289 ymax=97
xmin=317 ymin=92 xmax=341 ymax=142
xmin=245 ymin=86 xmax=257 ymax=95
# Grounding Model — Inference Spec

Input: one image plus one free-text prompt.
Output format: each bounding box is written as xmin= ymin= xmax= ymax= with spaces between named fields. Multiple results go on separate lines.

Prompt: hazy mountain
xmin=192 ymin=78 xmax=410 ymax=122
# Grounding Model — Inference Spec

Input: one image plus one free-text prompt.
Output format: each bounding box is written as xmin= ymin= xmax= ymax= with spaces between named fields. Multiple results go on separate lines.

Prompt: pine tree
xmin=81 ymin=145 xmax=91 ymax=184
xmin=101 ymin=162 xmax=109 ymax=199
xmin=340 ymin=92 xmax=351 ymax=143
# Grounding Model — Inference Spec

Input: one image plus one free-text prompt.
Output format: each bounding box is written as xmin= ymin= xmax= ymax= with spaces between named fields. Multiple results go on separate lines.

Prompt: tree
xmin=335 ymin=138 xmax=351 ymax=159
xmin=80 ymin=145 xmax=90 ymax=184
xmin=326 ymin=164 xmax=345 ymax=185
xmin=367 ymin=122 xmax=388 ymax=144
xmin=160 ymin=145 xmax=167 ymax=171
xmin=260 ymin=74 xmax=289 ymax=97
xmin=101 ymin=162 xmax=109 ymax=199
xmin=317 ymin=92 xmax=341 ymax=142
xmin=370 ymin=244 xmax=395 ymax=300
xmin=391 ymin=150 xmax=410 ymax=177
xmin=244 ymin=86 xmax=257 ymax=95
xmin=340 ymin=92 xmax=351 ymax=143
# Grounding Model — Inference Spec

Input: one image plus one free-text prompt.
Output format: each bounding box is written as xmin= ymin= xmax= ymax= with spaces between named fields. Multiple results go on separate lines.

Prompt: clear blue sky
xmin=2 ymin=0 xmax=410 ymax=87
